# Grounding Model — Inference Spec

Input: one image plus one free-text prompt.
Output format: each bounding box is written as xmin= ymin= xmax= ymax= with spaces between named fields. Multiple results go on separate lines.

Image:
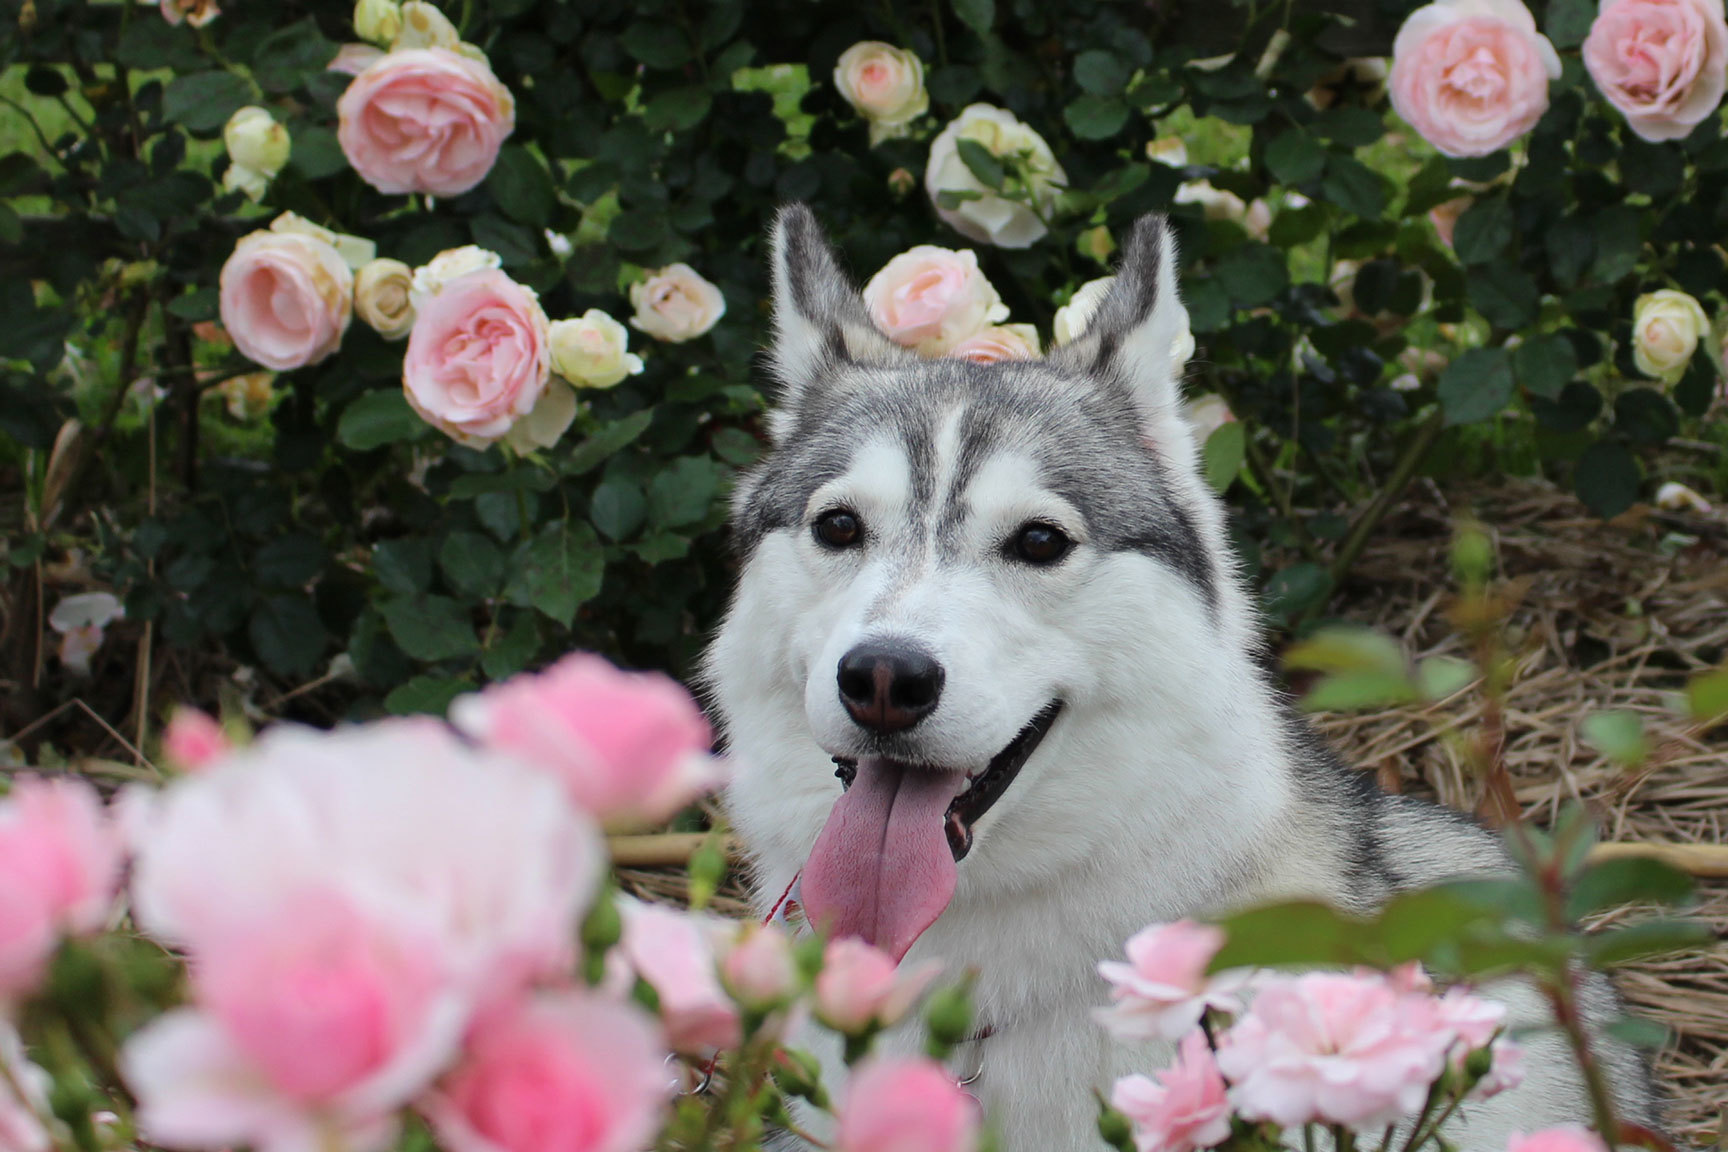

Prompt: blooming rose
xmin=161 ymin=708 xmax=231 ymax=773
xmin=1584 ymin=0 xmax=1728 ymax=141
xmin=222 ymin=107 xmax=290 ymax=202
xmin=428 ymin=991 xmax=669 ymax=1152
xmin=814 ymin=938 xmax=939 ymax=1033
xmin=47 ymin=591 xmax=125 ymax=676
xmin=449 ymin=652 xmax=722 ymax=825
xmin=354 ymin=0 xmax=402 ymax=46
xmin=548 ymin=310 xmax=645 ymax=389
xmin=1110 ymin=1032 xmax=1231 ymax=1152
xmin=950 ymin=324 xmax=1040 ymax=364
xmin=355 ymin=258 xmax=416 ymax=341
xmin=219 ymin=227 xmax=353 ymax=371
xmin=836 ymin=1058 xmax=979 ymax=1152
xmin=1389 ymin=0 xmax=1562 ymax=157
xmin=628 ymin=264 xmax=726 ymax=343
xmin=1053 ymin=276 xmax=1116 ymax=346
xmin=833 ymin=42 xmax=930 ymax=144
xmin=0 ymin=1022 xmax=50 ymax=1152
xmin=1506 ymin=1129 xmax=1611 ymax=1152
xmin=616 ymin=901 xmax=740 ymax=1053
xmin=1633 ymin=288 xmax=1709 ymax=381
xmin=402 ymin=268 xmax=550 ymax=448
xmin=1095 ymin=921 xmax=1241 ymax=1043
xmin=863 ymin=246 xmax=1009 ymax=356
xmin=337 ymin=48 xmax=515 ymax=197
xmin=926 ymin=104 xmax=1067 ymax=248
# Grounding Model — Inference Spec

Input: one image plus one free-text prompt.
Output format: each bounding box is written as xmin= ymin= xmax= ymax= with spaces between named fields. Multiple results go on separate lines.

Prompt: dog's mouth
xmin=802 ymin=701 xmax=1062 ymax=961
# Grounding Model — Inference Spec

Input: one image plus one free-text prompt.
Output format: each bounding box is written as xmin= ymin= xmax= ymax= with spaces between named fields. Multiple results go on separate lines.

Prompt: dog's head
xmin=712 ymin=205 xmax=1252 ymax=959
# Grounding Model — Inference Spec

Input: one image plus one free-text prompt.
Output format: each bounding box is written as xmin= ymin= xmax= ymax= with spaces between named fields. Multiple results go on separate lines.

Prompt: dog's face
xmin=712 ymin=207 xmax=1240 ymax=956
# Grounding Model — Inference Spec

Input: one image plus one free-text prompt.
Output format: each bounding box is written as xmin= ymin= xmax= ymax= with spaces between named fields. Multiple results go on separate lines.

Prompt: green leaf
xmin=252 ymin=18 xmax=339 ymax=94
xmin=248 ymin=595 xmax=326 ymax=679
xmin=1613 ymin=388 xmax=1679 ymax=444
xmin=1073 ymin=50 xmax=1129 ymax=96
xmin=1437 ymin=347 xmax=1514 ymax=426
xmin=1261 ymin=562 xmax=1332 ymax=624
xmin=1451 ymin=197 xmax=1513 ymax=266
xmin=1511 ymin=334 xmax=1578 ymax=401
xmin=1589 ymin=207 xmax=1642 ymax=284
xmin=1264 ymin=130 xmax=1325 ymax=186
xmin=1313 ymin=107 xmax=1385 ymax=148
xmin=380 ymin=594 xmax=480 ymax=662
xmin=1685 ymin=665 xmax=1728 ymax=726
xmin=564 ymin=411 xmax=655 ymax=476
xmin=504 ymin=522 xmax=604 ymax=626
xmin=439 ymin=531 xmax=505 ymax=598
xmin=621 ymin=21 xmax=693 ymax=69
xmin=955 ymin=138 xmax=1006 ymax=190
xmin=609 ymin=208 xmax=669 ymax=253
xmin=289 ymin=126 xmax=347 ymax=179
xmin=1416 ymin=656 xmax=1476 ymax=701
xmin=339 ymin=390 xmax=427 ymax=451
xmin=1546 ymin=0 xmax=1595 ymax=48
xmin=1286 ymin=625 xmax=1408 ymax=676
xmin=1064 ymin=95 xmax=1129 ymax=141
xmin=254 ymin=533 xmax=327 ymax=587
xmin=952 ymin=0 xmax=994 ymax=34
xmin=1270 ymin=203 xmax=1328 ymax=248
xmin=647 ymin=456 xmax=721 ymax=528
xmin=485 ymin=146 xmax=556 ymax=227
xmin=1201 ymin=422 xmax=1245 ymax=493
xmin=1320 ymin=154 xmax=1388 ymax=218
xmin=1584 ymin=918 xmax=1714 ymax=967
xmin=162 ymin=71 xmax=256 ymax=133
xmin=373 ymin=537 xmax=434 ymax=595
xmin=1574 ymin=440 xmax=1641 ymax=518
xmin=1581 ymin=710 xmax=1650 ymax=769
xmin=1210 ymin=901 xmax=1363 ymax=971
xmin=1466 ymin=267 xmax=1539 ymax=329
xmin=1603 ymin=1015 xmax=1670 ymax=1049
xmin=1565 ymin=856 xmax=1693 ymax=920
xmin=481 ymin=611 xmax=542 ymax=681
xmin=591 ymin=481 xmax=647 ymax=541
xmin=1214 ymin=243 xmax=1288 ymax=308
xmin=644 ymin=86 xmax=713 ymax=133
xmin=384 ymin=674 xmax=472 ymax=716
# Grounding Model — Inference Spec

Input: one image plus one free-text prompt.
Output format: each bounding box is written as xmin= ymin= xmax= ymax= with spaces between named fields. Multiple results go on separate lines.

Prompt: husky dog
xmin=707 ymin=205 xmax=1659 ymax=1151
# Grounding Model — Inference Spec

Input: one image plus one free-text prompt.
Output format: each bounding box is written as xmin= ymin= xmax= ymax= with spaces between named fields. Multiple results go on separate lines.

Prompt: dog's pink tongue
xmin=801 ymin=758 xmax=962 ymax=962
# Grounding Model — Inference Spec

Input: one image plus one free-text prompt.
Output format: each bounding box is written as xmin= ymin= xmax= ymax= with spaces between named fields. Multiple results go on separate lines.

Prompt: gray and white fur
xmin=706 ymin=205 xmax=1660 ymax=1151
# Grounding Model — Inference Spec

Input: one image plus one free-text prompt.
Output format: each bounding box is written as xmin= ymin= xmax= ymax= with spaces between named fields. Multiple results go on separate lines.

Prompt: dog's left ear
xmin=766 ymin=204 xmax=905 ymax=441
xmin=1051 ymin=215 xmax=1195 ymax=459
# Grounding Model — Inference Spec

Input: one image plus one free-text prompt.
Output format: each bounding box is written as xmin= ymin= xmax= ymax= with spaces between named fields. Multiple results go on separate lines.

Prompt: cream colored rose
xmin=355 ymin=258 xmax=416 ymax=340
xmin=1145 ymin=137 xmax=1189 ymax=167
xmin=218 ymin=372 xmax=276 ymax=421
xmin=270 ymin=211 xmax=376 ymax=269
xmin=834 ymin=42 xmax=929 ymax=144
xmin=629 ymin=264 xmax=726 ymax=343
xmin=222 ymin=108 xmax=290 ymax=202
xmin=1632 ymin=289 xmax=1708 ymax=381
xmin=1052 ymin=277 xmax=1115 ymax=346
xmin=1183 ymin=393 xmax=1237 ymax=445
xmin=925 ymin=104 xmax=1067 ymax=249
xmin=862 ymin=246 xmax=1009 ymax=356
xmin=410 ymin=245 xmax=503 ymax=310
xmin=549 ymin=310 xmax=645 ymax=389
xmin=1175 ymin=181 xmax=1271 ymax=240
xmin=354 ymin=0 xmax=402 ymax=45
xmin=1655 ymin=481 xmax=1712 ymax=513
xmin=949 ymin=324 xmax=1041 ymax=364
xmin=502 ymin=382 xmax=578 ymax=453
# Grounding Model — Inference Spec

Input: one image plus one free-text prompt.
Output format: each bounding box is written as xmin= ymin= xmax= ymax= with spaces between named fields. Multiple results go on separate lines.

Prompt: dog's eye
xmin=1012 ymin=522 xmax=1071 ymax=565
xmin=813 ymin=509 xmax=863 ymax=549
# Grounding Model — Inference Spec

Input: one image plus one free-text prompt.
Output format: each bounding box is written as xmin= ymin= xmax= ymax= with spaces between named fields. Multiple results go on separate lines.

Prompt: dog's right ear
xmin=767 ymin=204 xmax=904 ymax=441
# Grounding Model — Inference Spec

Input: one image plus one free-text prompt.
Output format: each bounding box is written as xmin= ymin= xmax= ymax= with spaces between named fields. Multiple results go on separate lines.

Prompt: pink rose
xmin=337 ymin=48 xmax=516 ymax=197
xmin=449 ymin=652 xmax=722 ymax=824
xmin=836 ymin=1058 xmax=979 ymax=1152
xmin=161 ymin=708 xmax=231 ymax=773
xmin=721 ymin=923 xmax=799 ymax=1010
xmin=814 ymin=937 xmax=939 ymax=1034
xmin=219 ymin=229 xmax=353 ymax=371
xmin=0 ymin=776 xmax=123 ymax=1003
xmin=1390 ymin=0 xmax=1562 ymax=157
xmin=628 ymin=264 xmax=726 ymax=343
xmin=948 ymin=323 xmax=1040 ymax=364
xmin=402 ymin=268 xmax=551 ymax=448
xmin=1110 ymin=1032 xmax=1231 ymax=1152
xmin=1216 ymin=971 xmax=1453 ymax=1131
xmin=617 ymin=901 xmax=740 ymax=1054
xmin=1506 ymin=1128 xmax=1611 ymax=1152
xmin=330 ymin=43 xmax=387 ymax=76
xmin=862 ymin=246 xmax=1010 ymax=356
xmin=0 ymin=1022 xmax=50 ymax=1152
xmin=160 ymin=0 xmax=218 ymax=26
xmin=1584 ymin=0 xmax=1728 ymax=142
xmin=1429 ymin=196 xmax=1472 ymax=248
xmin=1094 ymin=921 xmax=1241 ymax=1043
xmin=429 ymin=991 xmax=669 ymax=1152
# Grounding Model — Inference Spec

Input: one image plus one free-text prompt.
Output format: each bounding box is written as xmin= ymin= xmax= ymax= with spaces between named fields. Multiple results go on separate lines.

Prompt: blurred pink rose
xmin=721 ymin=923 xmax=799 ymax=1009
xmin=0 ymin=1022 xmax=51 ymax=1152
xmin=1506 ymin=1128 xmax=1611 ymax=1152
xmin=450 ymin=652 xmax=722 ymax=825
xmin=0 ymin=776 xmax=122 ymax=1003
xmin=330 ymin=43 xmax=387 ymax=76
xmin=1110 ymin=1032 xmax=1231 ymax=1152
xmin=429 ymin=991 xmax=669 ymax=1152
xmin=863 ymin=246 xmax=1009 ymax=356
xmin=219 ymin=229 xmax=353 ymax=371
xmin=161 ymin=708 xmax=231 ymax=773
xmin=814 ymin=938 xmax=939 ymax=1034
xmin=949 ymin=324 xmax=1040 ymax=364
xmin=1094 ymin=921 xmax=1239 ymax=1043
xmin=1585 ymin=0 xmax=1728 ymax=142
xmin=337 ymin=48 xmax=516 ymax=197
xmin=835 ymin=1057 xmax=979 ymax=1152
xmin=160 ymin=0 xmax=219 ymax=26
xmin=628 ymin=264 xmax=726 ymax=343
xmin=1389 ymin=0 xmax=1562 ymax=157
xmin=402 ymin=268 xmax=551 ymax=448
xmin=1475 ymin=1035 xmax=1525 ymax=1099
xmin=1216 ymin=970 xmax=1452 ymax=1130
xmin=618 ymin=901 xmax=740 ymax=1054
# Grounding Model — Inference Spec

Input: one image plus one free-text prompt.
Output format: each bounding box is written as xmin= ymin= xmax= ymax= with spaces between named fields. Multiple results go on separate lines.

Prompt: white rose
xmin=502 ymin=381 xmax=578 ymax=454
xmin=1654 ymin=481 xmax=1711 ymax=513
xmin=629 ymin=264 xmax=726 ymax=343
xmin=949 ymin=323 xmax=1041 ymax=363
xmin=862 ymin=245 xmax=1009 ymax=356
xmin=925 ymin=104 xmax=1067 ymax=249
xmin=410 ymin=245 xmax=503 ymax=310
xmin=833 ymin=42 xmax=929 ymax=144
xmin=354 ymin=0 xmax=402 ymax=45
xmin=221 ymin=107 xmax=290 ymax=202
xmin=354 ymin=257 xmax=416 ymax=340
xmin=1052 ymin=276 xmax=1115 ymax=346
xmin=1632 ymin=289 xmax=1708 ymax=382
xmin=549 ymin=310 xmax=645 ymax=388
xmin=1183 ymin=393 xmax=1236 ymax=445
xmin=393 ymin=0 xmax=461 ymax=50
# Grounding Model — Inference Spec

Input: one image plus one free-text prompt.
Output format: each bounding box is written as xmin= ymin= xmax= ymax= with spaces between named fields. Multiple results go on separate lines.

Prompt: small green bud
xmin=1463 ymin=1044 xmax=1495 ymax=1082
xmin=924 ymin=981 xmax=974 ymax=1056
xmin=688 ymin=834 xmax=727 ymax=911
xmin=579 ymin=885 xmax=622 ymax=958
xmin=1451 ymin=522 xmax=1493 ymax=589
xmin=1096 ymin=1100 xmax=1135 ymax=1152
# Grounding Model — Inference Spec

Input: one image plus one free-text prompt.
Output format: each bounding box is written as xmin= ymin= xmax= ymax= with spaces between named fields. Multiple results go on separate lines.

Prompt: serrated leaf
xmin=1438 ymin=346 xmax=1514 ymax=426
xmin=372 ymin=537 xmax=433 ymax=596
xmin=1073 ymin=50 xmax=1129 ymax=96
xmin=254 ymin=533 xmax=327 ymax=587
xmin=644 ymin=86 xmax=713 ymax=133
xmin=1575 ymin=440 xmax=1641 ymax=519
xmin=481 ymin=611 xmax=542 ymax=681
xmin=1264 ymin=130 xmax=1325 ymax=185
xmin=1451 ymin=196 xmax=1513 ymax=266
xmin=563 ymin=410 xmax=654 ymax=475
xmin=1064 ymin=95 xmax=1129 ymax=141
xmin=162 ymin=71 xmax=256 ymax=133
xmin=1511 ymin=334 xmax=1578 ymax=401
xmin=385 ymin=674 xmax=472 ymax=716
xmin=1581 ymin=709 xmax=1649 ymax=768
xmin=955 ymin=137 xmax=1006 ymax=190
xmin=380 ymin=595 xmax=480 ymax=662
xmin=439 ymin=531 xmax=505 ymax=598
xmin=1214 ymin=243 xmax=1288 ymax=308
xmin=338 ymin=390 xmax=427 ymax=451
xmin=248 ymin=595 xmax=326 ymax=680
xmin=591 ymin=481 xmax=647 ymax=541
xmin=1564 ymin=856 xmax=1694 ymax=920
xmin=504 ymin=522 xmax=603 ymax=626
xmin=952 ymin=0 xmax=994 ymax=34
xmin=1321 ymin=154 xmax=1388 ymax=218
xmin=647 ymin=456 xmax=720 ymax=528
xmin=485 ymin=146 xmax=556 ymax=227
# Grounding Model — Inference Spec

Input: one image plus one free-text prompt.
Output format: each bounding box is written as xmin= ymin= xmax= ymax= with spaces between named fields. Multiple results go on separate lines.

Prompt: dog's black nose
xmin=837 ymin=642 xmax=944 ymax=733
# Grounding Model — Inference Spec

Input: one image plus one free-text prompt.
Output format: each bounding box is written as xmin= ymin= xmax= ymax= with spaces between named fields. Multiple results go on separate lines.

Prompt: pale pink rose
xmin=0 ymin=776 xmax=123 ymax=1002
xmin=628 ymin=265 xmax=726 ymax=343
xmin=833 ymin=42 xmax=929 ymax=144
xmin=219 ymin=229 xmax=353 ymax=371
xmin=1506 ymin=1128 xmax=1611 ymax=1152
xmin=1475 ymin=1035 xmax=1525 ymax=1099
xmin=1183 ymin=394 xmax=1237 ymax=447
xmin=449 ymin=652 xmax=722 ymax=825
xmin=721 ymin=923 xmax=799 ymax=1009
xmin=402 ymin=268 xmax=551 ymax=448
xmin=617 ymin=901 xmax=740 ymax=1054
xmin=836 ymin=1057 xmax=979 ymax=1152
xmin=161 ymin=708 xmax=231 ymax=773
xmin=160 ymin=0 xmax=219 ymax=26
xmin=1429 ymin=196 xmax=1472 ymax=247
xmin=863 ymin=246 xmax=1010 ymax=356
xmin=1389 ymin=0 xmax=1562 ymax=157
xmin=337 ymin=48 xmax=516 ymax=197
xmin=1216 ymin=971 xmax=1453 ymax=1131
xmin=1585 ymin=0 xmax=1728 ymax=141
xmin=814 ymin=937 xmax=940 ymax=1034
xmin=1094 ymin=921 xmax=1240 ymax=1043
xmin=0 ymin=1022 xmax=51 ymax=1152
xmin=1110 ymin=1032 xmax=1231 ymax=1152
xmin=48 ymin=591 xmax=124 ymax=677
xmin=949 ymin=324 xmax=1040 ymax=364
xmin=330 ymin=44 xmax=387 ymax=76
xmin=427 ymin=991 xmax=669 ymax=1152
